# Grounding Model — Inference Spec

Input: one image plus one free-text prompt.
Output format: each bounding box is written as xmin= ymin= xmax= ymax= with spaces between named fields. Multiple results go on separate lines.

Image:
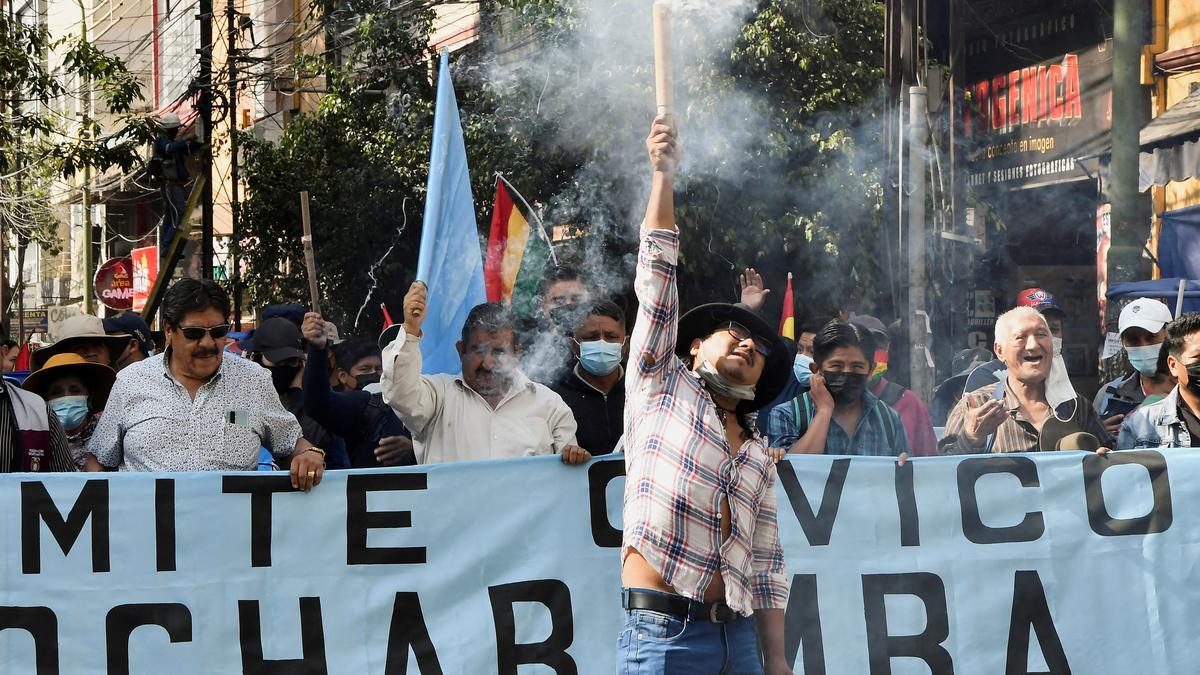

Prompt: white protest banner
xmin=1 ymin=450 xmax=1197 ymax=674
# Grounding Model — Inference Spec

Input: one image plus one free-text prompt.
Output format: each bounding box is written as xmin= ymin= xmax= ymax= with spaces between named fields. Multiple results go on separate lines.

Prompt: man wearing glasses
xmin=619 ymin=116 xmax=793 ymax=675
xmin=87 ymin=279 xmax=326 ymax=491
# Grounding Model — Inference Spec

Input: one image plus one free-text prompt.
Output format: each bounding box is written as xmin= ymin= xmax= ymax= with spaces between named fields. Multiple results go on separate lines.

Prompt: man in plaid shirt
xmin=618 ymin=116 xmax=793 ymax=675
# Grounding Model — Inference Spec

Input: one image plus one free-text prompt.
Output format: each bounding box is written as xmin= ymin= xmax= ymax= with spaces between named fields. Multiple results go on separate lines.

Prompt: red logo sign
xmin=94 ymin=257 xmax=135 ymax=311
xmin=131 ymin=246 xmax=158 ymax=312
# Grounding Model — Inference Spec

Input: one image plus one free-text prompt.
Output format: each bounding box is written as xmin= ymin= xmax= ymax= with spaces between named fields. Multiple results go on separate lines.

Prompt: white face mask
xmin=697 ymin=360 xmax=756 ymax=401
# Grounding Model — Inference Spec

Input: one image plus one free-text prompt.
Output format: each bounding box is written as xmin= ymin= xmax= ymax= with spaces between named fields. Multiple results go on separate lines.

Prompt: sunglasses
xmin=724 ymin=321 xmax=771 ymax=357
xmin=177 ymin=324 xmax=231 ymax=341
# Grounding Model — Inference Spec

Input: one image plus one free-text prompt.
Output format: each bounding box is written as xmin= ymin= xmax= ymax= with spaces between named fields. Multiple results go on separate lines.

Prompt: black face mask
xmin=1185 ymin=362 xmax=1200 ymax=396
xmin=271 ymin=364 xmax=302 ymax=393
xmin=823 ymin=371 xmax=867 ymax=406
xmin=355 ymin=372 xmax=381 ymax=390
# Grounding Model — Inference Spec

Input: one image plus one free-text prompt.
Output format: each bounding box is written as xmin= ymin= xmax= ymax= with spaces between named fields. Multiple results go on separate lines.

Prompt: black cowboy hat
xmin=675 ymin=302 xmax=790 ymax=413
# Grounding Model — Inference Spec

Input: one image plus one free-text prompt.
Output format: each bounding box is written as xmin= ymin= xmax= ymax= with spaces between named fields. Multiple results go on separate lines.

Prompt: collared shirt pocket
xmin=223 ymin=421 xmax=263 ymax=457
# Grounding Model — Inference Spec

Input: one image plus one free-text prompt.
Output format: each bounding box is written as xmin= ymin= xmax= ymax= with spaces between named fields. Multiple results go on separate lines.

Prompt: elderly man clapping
xmin=939 ymin=306 xmax=1111 ymax=454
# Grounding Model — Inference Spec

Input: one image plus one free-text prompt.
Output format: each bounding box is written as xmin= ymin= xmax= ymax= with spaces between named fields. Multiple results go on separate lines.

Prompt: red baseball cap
xmin=1015 ymin=288 xmax=1064 ymax=316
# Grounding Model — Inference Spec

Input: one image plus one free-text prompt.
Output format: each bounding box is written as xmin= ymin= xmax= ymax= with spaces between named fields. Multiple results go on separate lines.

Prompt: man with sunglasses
xmin=619 ymin=116 xmax=792 ymax=675
xmin=87 ymin=279 xmax=326 ymax=490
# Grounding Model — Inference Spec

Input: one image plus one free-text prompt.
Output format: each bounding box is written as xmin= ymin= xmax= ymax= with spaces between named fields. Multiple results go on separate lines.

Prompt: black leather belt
xmin=623 ymin=589 xmax=739 ymax=624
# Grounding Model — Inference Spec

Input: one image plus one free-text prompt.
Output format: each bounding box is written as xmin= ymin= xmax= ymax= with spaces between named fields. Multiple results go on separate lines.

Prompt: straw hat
xmin=32 ymin=314 xmax=132 ymax=370
xmin=22 ymin=353 xmax=117 ymax=410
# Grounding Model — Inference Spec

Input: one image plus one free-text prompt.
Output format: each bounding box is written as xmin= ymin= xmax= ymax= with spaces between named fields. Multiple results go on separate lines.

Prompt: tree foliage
xmin=236 ymin=0 xmax=891 ymax=337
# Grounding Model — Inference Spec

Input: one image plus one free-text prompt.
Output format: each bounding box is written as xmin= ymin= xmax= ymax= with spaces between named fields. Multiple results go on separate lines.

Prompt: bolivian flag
xmin=779 ymin=272 xmax=795 ymax=339
xmin=484 ymin=177 xmax=551 ymax=315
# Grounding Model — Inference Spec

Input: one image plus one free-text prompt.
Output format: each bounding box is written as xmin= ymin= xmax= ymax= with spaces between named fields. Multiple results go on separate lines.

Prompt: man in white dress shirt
xmin=382 ymin=283 xmax=588 ymax=465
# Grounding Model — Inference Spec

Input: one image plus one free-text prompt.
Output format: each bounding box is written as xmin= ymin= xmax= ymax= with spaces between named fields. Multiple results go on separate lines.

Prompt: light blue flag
xmin=415 ymin=50 xmax=487 ymax=375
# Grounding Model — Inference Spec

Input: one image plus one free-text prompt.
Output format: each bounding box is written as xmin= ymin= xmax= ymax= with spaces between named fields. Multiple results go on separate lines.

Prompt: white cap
xmin=159 ymin=112 xmax=181 ymax=129
xmin=1118 ymin=298 xmax=1173 ymax=336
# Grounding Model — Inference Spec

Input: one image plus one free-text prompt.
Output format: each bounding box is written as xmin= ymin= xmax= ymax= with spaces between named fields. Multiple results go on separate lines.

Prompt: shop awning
xmin=1140 ymin=87 xmax=1200 ymax=191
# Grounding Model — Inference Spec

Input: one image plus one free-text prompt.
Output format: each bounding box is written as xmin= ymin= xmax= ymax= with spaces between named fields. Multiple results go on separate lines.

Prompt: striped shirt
xmin=0 ymin=381 xmax=75 ymax=473
xmin=939 ymin=382 xmax=1112 ymax=454
xmin=622 ymin=226 xmax=788 ymax=617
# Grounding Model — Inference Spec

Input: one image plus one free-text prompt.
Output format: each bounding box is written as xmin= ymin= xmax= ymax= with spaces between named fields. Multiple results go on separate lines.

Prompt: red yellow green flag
xmin=484 ymin=178 xmax=532 ymax=303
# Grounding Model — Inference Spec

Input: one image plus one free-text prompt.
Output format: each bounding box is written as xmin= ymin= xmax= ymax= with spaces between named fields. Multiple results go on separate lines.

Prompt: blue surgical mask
xmin=50 ymin=395 xmax=89 ymax=430
xmin=793 ymin=353 xmax=814 ymax=388
xmin=1126 ymin=343 xmax=1162 ymax=376
xmin=577 ymin=339 xmax=623 ymax=376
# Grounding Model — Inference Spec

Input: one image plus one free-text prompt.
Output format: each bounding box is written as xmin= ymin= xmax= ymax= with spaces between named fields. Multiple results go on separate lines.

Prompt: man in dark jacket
xmin=242 ymin=317 xmax=350 ymax=469
xmin=549 ymin=299 xmax=627 ymax=455
xmin=301 ymin=313 xmax=414 ymax=467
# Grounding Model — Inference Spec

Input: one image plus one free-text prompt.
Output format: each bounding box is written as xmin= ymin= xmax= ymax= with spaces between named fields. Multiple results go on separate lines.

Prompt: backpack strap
xmin=871 ymin=400 xmax=898 ymax=450
xmin=791 ymin=393 xmax=814 ymax=440
xmin=880 ymin=381 xmax=905 ymax=407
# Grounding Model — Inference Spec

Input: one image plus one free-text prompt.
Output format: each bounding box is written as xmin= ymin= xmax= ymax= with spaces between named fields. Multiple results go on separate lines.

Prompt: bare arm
xmin=756 ymin=608 xmax=792 ymax=675
xmin=643 ymin=116 xmax=678 ymax=231
xmin=787 ymin=373 xmax=834 ymax=455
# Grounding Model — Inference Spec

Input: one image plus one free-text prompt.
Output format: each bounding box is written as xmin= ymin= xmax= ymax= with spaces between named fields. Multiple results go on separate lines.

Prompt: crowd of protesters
xmin=3 ymin=237 xmax=1199 ymax=478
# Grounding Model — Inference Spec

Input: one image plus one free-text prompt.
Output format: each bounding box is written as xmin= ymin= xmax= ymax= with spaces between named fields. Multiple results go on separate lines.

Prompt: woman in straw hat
xmin=23 ymin=353 xmax=116 ymax=470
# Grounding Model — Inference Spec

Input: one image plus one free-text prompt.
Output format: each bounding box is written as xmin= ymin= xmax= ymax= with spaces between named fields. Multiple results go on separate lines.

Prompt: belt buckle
xmin=709 ymin=602 xmax=731 ymax=624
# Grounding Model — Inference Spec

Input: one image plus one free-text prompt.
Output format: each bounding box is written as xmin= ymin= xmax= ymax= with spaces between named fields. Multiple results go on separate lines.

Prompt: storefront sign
xmin=94 ymin=257 xmax=135 ymax=311
xmin=131 ymin=246 xmax=158 ymax=312
xmin=963 ymin=1 xmax=1112 ymax=190
xmin=19 ymin=309 xmax=48 ymax=333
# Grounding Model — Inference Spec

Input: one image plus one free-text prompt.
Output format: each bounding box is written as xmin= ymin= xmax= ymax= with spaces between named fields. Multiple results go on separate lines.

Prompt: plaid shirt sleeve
xmin=766 ymin=399 xmax=800 ymax=448
xmin=628 ymin=226 xmax=681 ymax=396
xmin=750 ymin=467 xmax=789 ymax=610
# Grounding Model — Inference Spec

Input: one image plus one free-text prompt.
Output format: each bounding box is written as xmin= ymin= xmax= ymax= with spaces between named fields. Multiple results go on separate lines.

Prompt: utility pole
xmin=77 ymin=0 xmax=94 ymax=313
xmin=1108 ymin=0 xmax=1150 ymax=286
xmin=227 ymin=0 xmax=241 ymax=327
xmin=198 ymin=0 xmax=214 ymax=279
xmin=907 ymin=85 xmax=931 ymax=403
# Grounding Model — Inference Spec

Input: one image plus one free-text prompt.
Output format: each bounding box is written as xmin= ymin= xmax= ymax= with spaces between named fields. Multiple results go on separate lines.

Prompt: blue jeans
xmin=616 ymin=589 xmax=763 ymax=675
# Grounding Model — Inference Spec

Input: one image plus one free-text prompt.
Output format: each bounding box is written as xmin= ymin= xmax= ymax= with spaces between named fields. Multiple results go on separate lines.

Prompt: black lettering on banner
xmin=1083 ymin=451 xmax=1172 ymax=537
xmin=21 ymin=479 xmax=110 ymax=574
xmin=346 ymin=473 xmax=427 ymax=565
xmin=384 ymin=592 xmax=443 ymax=675
xmin=783 ymin=574 xmax=826 ymax=675
xmin=106 ymin=603 xmax=193 ymax=675
xmin=777 ymin=459 xmax=851 ymax=546
xmin=155 ymin=479 xmax=176 ymax=572
xmin=587 ymin=460 xmax=625 ymax=548
xmin=238 ymin=598 xmax=328 ymax=675
xmin=957 ymin=457 xmax=1044 ymax=544
xmin=862 ymin=573 xmax=954 ymax=675
xmin=895 ymin=460 xmax=920 ymax=547
xmin=0 ymin=606 xmax=59 ymax=674
xmin=222 ymin=475 xmax=293 ymax=567
xmin=488 ymin=579 xmax=577 ymax=675
xmin=1005 ymin=571 xmax=1070 ymax=675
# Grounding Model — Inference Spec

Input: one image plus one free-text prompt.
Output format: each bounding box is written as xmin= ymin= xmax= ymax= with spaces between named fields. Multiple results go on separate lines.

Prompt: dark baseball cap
xmin=239 ymin=317 xmax=305 ymax=363
xmin=103 ymin=312 xmax=153 ymax=356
